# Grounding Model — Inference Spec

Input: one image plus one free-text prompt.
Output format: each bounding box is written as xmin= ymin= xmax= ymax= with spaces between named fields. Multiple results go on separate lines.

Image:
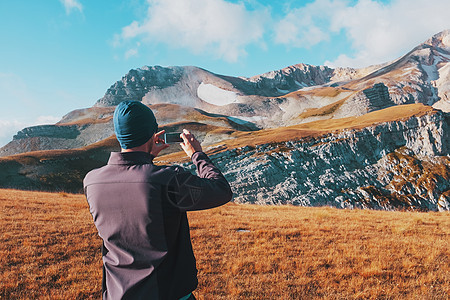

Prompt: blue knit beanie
xmin=113 ymin=100 xmax=158 ymax=149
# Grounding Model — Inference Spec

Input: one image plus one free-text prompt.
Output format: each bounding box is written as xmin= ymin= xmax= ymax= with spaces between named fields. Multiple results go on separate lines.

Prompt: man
xmin=84 ymin=100 xmax=232 ymax=300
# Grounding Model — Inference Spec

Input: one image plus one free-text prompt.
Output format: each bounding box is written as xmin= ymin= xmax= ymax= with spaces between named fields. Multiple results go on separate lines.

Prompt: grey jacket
xmin=84 ymin=151 xmax=232 ymax=300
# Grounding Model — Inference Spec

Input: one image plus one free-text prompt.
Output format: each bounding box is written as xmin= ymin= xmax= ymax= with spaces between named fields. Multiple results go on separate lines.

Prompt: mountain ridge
xmin=0 ymin=30 xmax=449 ymax=211
xmin=1 ymin=104 xmax=447 ymax=211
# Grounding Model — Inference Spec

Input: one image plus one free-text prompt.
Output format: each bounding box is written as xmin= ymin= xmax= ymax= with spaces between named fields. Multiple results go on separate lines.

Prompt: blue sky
xmin=1 ymin=0 xmax=449 ymax=147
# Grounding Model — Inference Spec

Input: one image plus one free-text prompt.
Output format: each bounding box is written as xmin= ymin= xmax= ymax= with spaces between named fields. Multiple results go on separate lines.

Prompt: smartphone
xmin=164 ymin=132 xmax=183 ymax=143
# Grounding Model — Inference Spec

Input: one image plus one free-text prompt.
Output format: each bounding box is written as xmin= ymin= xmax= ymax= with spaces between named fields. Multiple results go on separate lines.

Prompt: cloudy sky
xmin=1 ymin=0 xmax=449 ymax=147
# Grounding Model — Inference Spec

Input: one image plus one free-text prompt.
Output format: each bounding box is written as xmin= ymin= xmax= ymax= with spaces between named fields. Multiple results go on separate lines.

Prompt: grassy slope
xmin=1 ymin=189 xmax=448 ymax=299
xmin=157 ymin=103 xmax=436 ymax=163
xmin=2 ymin=103 xmax=435 ymax=165
xmin=0 ymin=103 xmax=440 ymax=194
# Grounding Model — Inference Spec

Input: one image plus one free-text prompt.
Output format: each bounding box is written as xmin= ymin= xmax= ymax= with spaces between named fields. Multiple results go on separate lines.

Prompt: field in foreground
xmin=0 ymin=189 xmax=449 ymax=299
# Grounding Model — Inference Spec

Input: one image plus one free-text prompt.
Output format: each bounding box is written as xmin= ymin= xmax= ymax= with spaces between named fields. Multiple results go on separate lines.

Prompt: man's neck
xmin=120 ymin=137 xmax=153 ymax=154
xmin=121 ymin=143 xmax=150 ymax=154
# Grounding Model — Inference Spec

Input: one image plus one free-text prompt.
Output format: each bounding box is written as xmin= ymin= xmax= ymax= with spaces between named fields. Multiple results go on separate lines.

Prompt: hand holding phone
xmin=180 ymin=129 xmax=202 ymax=158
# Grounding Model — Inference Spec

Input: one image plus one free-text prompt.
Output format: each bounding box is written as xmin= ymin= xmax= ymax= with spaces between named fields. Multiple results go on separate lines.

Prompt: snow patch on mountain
xmin=197 ymin=82 xmax=238 ymax=106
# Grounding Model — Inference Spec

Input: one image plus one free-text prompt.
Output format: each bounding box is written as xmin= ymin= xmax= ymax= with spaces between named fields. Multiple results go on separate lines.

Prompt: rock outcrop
xmin=243 ymin=63 xmax=334 ymax=95
xmin=95 ymin=66 xmax=186 ymax=107
xmin=188 ymin=109 xmax=449 ymax=211
xmin=0 ymin=123 xmax=115 ymax=157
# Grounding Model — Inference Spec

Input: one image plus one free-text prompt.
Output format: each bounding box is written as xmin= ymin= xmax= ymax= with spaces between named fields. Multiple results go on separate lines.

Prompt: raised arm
xmin=166 ymin=129 xmax=232 ymax=211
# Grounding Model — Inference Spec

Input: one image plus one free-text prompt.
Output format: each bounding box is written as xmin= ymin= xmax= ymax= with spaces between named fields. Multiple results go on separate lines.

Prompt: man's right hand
xmin=180 ymin=129 xmax=202 ymax=158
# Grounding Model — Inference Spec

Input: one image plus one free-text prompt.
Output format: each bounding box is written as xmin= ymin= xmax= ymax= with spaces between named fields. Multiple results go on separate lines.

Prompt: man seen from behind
xmin=83 ymin=100 xmax=233 ymax=300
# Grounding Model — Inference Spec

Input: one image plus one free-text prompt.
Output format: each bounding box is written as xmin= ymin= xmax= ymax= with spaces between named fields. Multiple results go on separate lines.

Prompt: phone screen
xmin=164 ymin=132 xmax=183 ymax=143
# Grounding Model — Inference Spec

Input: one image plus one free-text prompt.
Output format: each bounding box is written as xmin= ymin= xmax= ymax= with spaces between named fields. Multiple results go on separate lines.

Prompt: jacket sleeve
xmin=166 ymin=151 xmax=232 ymax=211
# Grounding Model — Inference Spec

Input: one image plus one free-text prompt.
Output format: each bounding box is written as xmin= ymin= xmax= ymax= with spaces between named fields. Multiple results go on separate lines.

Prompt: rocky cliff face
xmin=95 ymin=66 xmax=186 ymax=107
xmin=0 ymin=122 xmax=115 ymax=157
xmin=176 ymin=109 xmax=449 ymax=211
xmin=243 ymin=63 xmax=334 ymax=95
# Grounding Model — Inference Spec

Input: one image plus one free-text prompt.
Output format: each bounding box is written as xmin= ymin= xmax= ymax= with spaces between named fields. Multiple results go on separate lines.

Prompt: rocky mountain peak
xmin=246 ymin=63 xmax=334 ymax=91
xmin=95 ymin=65 xmax=207 ymax=107
xmin=425 ymin=29 xmax=450 ymax=51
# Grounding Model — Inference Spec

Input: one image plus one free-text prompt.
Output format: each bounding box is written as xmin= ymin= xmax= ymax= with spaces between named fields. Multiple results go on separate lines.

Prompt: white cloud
xmin=275 ymin=0 xmax=450 ymax=68
xmin=125 ymin=48 xmax=139 ymax=59
xmin=117 ymin=0 xmax=268 ymax=62
xmin=329 ymin=0 xmax=450 ymax=67
xmin=36 ymin=116 xmax=61 ymax=125
xmin=0 ymin=120 xmax=24 ymax=147
xmin=274 ymin=0 xmax=348 ymax=47
xmin=60 ymin=0 xmax=83 ymax=15
xmin=0 ymin=116 xmax=60 ymax=148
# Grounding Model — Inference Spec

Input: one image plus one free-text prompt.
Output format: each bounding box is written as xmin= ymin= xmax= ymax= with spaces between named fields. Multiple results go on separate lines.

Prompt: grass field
xmin=1 ymin=189 xmax=449 ymax=299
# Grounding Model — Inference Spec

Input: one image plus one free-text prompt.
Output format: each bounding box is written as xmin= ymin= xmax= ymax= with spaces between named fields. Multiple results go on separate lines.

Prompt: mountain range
xmin=1 ymin=30 xmax=449 ymax=211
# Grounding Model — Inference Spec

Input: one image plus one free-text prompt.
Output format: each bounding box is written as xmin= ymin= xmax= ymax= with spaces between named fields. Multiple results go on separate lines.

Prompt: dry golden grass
xmin=286 ymin=87 xmax=347 ymax=98
xmin=0 ymin=189 xmax=102 ymax=299
xmin=190 ymin=205 xmax=449 ymax=299
xmin=59 ymin=107 xmax=115 ymax=126
xmin=1 ymin=189 xmax=448 ymax=299
xmin=296 ymin=98 xmax=347 ymax=119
